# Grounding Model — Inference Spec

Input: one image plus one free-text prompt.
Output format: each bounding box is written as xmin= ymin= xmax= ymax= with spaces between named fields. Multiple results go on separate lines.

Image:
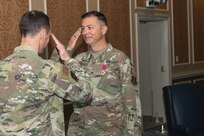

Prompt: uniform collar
xmin=14 ymin=45 xmax=38 ymax=55
xmin=81 ymin=43 xmax=113 ymax=62
xmin=89 ymin=43 xmax=113 ymax=59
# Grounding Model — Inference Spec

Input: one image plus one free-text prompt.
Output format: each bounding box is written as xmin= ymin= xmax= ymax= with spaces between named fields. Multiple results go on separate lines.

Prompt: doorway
xmin=137 ymin=15 xmax=171 ymax=122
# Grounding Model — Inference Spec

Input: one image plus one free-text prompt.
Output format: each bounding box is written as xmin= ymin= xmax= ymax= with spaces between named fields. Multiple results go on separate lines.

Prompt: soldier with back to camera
xmin=0 ymin=10 xmax=92 ymax=136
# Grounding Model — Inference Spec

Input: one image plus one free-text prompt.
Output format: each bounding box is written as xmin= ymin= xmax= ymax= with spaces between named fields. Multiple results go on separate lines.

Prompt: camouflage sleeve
xmin=49 ymin=49 xmax=92 ymax=104
xmin=64 ymin=58 xmax=90 ymax=79
xmin=50 ymin=49 xmax=60 ymax=62
xmin=40 ymin=59 xmax=92 ymax=104
xmin=120 ymin=59 xmax=142 ymax=136
xmin=50 ymin=48 xmax=74 ymax=62
xmin=64 ymin=58 xmax=92 ymax=103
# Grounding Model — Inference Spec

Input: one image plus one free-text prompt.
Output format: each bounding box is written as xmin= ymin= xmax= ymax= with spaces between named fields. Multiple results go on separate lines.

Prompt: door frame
xmin=132 ymin=13 xmax=172 ymax=122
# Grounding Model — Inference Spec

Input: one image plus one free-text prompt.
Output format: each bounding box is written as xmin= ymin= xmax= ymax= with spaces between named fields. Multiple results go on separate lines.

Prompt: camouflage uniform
xmin=0 ymin=46 xmax=92 ymax=136
xmin=67 ymin=44 xmax=142 ymax=136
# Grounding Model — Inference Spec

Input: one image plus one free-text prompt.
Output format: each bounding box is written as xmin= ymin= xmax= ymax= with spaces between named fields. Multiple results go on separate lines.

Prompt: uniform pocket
xmin=96 ymin=74 xmax=122 ymax=95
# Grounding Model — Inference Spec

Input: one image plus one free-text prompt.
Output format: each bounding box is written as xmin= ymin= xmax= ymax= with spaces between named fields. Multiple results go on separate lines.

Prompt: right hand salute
xmin=52 ymin=33 xmax=70 ymax=61
xmin=67 ymin=27 xmax=81 ymax=51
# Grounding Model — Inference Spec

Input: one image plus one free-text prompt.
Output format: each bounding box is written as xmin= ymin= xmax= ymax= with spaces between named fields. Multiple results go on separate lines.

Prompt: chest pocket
xmin=96 ymin=66 xmax=122 ymax=95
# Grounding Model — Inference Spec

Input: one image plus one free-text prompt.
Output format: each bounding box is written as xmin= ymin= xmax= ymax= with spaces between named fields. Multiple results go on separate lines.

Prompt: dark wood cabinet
xmin=173 ymin=75 xmax=204 ymax=85
xmin=192 ymin=0 xmax=204 ymax=62
xmin=172 ymin=0 xmax=204 ymax=83
xmin=172 ymin=0 xmax=204 ymax=64
xmin=172 ymin=0 xmax=190 ymax=64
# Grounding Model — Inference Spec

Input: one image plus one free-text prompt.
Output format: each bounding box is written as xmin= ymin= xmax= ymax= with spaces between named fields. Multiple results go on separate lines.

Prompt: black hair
xmin=19 ymin=10 xmax=50 ymax=37
xmin=81 ymin=11 xmax=107 ymax=26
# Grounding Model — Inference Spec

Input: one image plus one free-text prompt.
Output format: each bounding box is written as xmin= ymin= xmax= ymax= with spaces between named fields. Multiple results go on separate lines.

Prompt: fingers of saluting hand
xmin=72 ymin=27 xmax=81 ymax=39
xmin=51 ymin=34 xmax=69 ymax=61
xmin=67 ymin=28 xmax=82 ymax=50
xmin=51 ymin=33 xmax=66 ymax=52
xmin=51 ymin=33 xmax=62 ymax=46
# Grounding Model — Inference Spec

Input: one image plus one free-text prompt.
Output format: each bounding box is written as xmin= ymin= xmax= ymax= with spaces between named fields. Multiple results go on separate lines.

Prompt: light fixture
xmin=145 ymin=0 xmax=167 ymax=8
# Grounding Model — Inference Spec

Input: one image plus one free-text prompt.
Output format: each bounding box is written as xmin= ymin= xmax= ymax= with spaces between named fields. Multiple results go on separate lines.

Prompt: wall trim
xmin=86 ymin=0 xmax=99 ymax=12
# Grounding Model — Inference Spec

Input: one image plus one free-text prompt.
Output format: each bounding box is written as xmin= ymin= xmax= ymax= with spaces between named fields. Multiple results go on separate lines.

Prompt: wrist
xmin=67 ymin=50 xmax=74 ymax=55
xmin=63 ymin=55 xmax=70 ymax=61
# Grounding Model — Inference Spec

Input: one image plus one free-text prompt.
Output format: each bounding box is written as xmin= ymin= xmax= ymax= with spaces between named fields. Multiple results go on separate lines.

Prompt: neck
xmin=90 ymin=39 xmax=108 ymax=52
xmin=20 ymin=36 xmax=39 ymax=53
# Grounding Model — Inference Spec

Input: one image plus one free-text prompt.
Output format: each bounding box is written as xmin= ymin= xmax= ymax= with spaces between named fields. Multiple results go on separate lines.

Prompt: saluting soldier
xmin=0 ymin=10 xmax=92 ymax=136
xmin=52 ymin=11 xmax=142 ymax=136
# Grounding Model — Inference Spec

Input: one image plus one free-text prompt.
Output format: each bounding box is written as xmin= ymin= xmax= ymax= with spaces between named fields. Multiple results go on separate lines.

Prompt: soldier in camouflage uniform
xmin=0 ymin=10 xmax=92 ymax=136
xmin=52 ymin=11 xmax=142 ymax=136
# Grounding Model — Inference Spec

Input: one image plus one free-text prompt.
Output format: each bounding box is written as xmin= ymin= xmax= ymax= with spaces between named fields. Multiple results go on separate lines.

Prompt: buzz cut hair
xmin=19 ymin=10 xmax=50 ymax=37
xmin=81 ymin=10 xmax=107 ymax=26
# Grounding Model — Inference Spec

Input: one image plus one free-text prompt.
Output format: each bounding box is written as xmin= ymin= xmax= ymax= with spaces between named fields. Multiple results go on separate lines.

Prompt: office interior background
xmin=0 ymin=0 xmax=204 ymax=130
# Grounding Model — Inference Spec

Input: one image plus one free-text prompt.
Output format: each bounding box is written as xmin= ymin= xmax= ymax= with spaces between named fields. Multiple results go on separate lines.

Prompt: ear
xmin=38 ymin=29 xmax=47 ymax=46
xmin=102 ymin=26 xmax=108 ymax=35
xmin=40 ymin=28 xmax=46 ymax=38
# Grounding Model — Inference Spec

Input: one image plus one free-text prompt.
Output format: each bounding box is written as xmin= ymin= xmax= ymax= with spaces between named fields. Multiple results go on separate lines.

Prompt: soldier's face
xmin=81 ymin=16 xmax=105 ymax=47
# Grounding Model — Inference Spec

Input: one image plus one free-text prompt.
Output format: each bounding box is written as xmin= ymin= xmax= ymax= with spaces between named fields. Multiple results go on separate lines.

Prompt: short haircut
xmin=81 ymin=11 xmax=107 ymax=26
xmin=19 ymin=10 xmax=50 ymax=37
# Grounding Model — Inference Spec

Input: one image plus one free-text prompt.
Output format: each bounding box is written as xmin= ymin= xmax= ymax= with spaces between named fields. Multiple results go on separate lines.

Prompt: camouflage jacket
xmin=67 ymin=44 xmax=142 ymax=136
xmin=0 ymin=46 xmax=92 ymax=136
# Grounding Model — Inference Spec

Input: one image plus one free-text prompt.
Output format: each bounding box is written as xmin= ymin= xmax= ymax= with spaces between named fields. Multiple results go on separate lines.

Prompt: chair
xmin=163 ymin=83 xmax=204 ymax=136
